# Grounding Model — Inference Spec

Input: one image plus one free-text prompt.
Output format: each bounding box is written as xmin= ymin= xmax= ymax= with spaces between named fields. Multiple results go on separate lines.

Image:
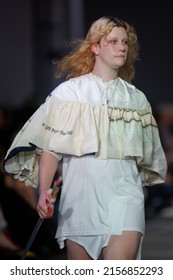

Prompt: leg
xmin=102 ymin=231 xmax=142 ymax=260
xmin=66 ymin=239 xmax=93 ymax=260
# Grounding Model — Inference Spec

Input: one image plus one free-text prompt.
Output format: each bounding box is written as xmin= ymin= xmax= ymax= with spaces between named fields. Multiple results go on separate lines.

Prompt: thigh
xmin=66 ymin=239 xmax=93 ymax=260
xmin=102 ymin=231 xmax=142 ymax=260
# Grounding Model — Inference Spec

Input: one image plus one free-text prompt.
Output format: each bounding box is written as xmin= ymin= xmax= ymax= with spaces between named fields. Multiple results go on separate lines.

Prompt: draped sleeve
xmin=3 ymin=93 xmax=167 ymax=188
xmin=3 ymin=95 xmax=99 ymax=187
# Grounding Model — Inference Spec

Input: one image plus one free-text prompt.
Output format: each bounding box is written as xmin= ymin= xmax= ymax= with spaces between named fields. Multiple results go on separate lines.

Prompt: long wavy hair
xmin=55 ymin=16 xmax=139 ymax=83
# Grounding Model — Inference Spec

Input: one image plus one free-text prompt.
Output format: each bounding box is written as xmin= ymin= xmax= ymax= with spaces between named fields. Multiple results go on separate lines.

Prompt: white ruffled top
xmin=4 ymin=73 xmax=167 ymax=187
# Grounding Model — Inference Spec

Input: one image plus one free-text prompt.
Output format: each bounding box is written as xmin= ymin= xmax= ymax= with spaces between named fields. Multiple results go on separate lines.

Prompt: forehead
xmin=106 ymin=26 xmax=128 ymax=39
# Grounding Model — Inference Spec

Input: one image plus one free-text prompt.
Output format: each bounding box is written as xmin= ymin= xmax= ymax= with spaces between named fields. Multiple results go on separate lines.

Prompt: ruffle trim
xmin=4 ymin=97 xmax=167 ymax=188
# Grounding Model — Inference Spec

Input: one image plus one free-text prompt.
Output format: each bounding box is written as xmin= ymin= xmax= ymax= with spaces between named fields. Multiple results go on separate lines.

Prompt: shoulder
xmin=118 ymin=78 xmax=150 ymax=109
xmin=49 ymin=74 xmax=97 ymax=103
xmin=50 ymin=74 xmax=91 ymax=101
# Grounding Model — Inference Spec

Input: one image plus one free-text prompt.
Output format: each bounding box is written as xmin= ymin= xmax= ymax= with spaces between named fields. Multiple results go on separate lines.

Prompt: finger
xmin=37 ymin=204 xmax=48 ymax=219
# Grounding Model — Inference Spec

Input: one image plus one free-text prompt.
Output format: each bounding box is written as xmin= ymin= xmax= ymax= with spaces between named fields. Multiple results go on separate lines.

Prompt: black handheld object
xmin=21 ymin=177 xmax=63 ymax=260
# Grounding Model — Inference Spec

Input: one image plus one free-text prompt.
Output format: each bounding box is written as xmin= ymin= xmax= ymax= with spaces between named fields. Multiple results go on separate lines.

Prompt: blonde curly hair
xmin=56 ymin=16 xmax=139 ymax=83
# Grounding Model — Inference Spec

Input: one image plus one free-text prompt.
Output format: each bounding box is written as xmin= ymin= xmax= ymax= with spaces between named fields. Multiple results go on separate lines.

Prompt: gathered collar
xmin=89 ymin=72 xmax=118 ymax=87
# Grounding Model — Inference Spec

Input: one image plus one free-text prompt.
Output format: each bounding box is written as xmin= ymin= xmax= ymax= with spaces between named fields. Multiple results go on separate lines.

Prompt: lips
xmin=116 ymin=53 xmax=126 ymax=56
xmin=115 ymin=55 xmax=126 ymax=58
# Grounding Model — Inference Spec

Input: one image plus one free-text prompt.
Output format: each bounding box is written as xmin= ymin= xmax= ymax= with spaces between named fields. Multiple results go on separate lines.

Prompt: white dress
xmin=3 ymin=73 xmax=167 ymax=259
xmin=56 ymin=155 xmax=145 ymax=259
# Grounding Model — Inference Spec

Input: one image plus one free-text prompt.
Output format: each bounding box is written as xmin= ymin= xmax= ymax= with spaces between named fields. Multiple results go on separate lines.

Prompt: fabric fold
xmin=4 ymin=95 xmax=167 ymax=188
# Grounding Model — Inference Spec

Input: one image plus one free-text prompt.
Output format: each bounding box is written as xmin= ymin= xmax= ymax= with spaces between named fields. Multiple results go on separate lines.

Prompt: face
xmin=92 ymin=26 xmax=128 ymax=70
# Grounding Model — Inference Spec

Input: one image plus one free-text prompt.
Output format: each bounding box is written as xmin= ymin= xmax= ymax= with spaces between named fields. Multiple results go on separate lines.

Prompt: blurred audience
xmin=145 ymin=104 xmax=173 ymax=218
xmin=0 ymin=205 xmax=20 ymax=251
xmin=157 ymin=105 xmax=173 ymax=184
xmin=0 ymin=104 xmax=60 ymax=259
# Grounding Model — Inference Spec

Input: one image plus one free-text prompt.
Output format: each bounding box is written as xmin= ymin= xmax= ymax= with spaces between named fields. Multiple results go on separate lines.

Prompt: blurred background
xmin=0 ymin=0 xmax=173 ymax=260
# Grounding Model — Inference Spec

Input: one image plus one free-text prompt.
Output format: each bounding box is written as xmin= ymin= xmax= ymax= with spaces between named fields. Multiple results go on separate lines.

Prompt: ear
xmin=91 ymin=43 xmax=100 ymax=55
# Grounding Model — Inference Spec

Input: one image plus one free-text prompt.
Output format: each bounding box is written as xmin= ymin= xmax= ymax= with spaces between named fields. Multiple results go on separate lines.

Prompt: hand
xmin=36 ymin=190 xmax=55 ymax=219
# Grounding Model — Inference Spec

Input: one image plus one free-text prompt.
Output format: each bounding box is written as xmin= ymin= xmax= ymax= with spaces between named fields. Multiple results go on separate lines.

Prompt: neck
xmin=92 ymin=64 xmax=118 ymax=82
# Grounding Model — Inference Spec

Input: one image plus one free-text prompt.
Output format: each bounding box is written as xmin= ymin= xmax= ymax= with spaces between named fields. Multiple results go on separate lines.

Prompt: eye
xmin=107 ymin=40 xmax=117 ymax=45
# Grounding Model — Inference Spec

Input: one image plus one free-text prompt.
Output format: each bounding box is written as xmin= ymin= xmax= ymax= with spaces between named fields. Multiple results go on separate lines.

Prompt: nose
xmin=119 ymin=42 xmax=126 ymax=51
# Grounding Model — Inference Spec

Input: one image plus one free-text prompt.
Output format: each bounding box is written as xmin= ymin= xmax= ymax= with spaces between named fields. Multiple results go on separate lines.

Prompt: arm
xmin=37 ymin=150 xmax=58 ymax=219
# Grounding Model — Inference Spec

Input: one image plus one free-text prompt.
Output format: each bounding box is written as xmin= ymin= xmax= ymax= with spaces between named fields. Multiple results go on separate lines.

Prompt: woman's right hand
xmin=37 ymin=150 xmax=58 ymax=219
xmin=36 ymin=191 xmax=54 ymax=219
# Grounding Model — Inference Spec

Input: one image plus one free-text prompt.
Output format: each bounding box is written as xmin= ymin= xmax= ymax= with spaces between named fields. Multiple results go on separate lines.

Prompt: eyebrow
xmin=106 ymin=36 xmax=128 ymax=41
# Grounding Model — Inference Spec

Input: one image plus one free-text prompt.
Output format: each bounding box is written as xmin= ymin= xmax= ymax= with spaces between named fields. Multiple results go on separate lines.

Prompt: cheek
xmin=102 ymin=51 xmax=112 ymax=61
